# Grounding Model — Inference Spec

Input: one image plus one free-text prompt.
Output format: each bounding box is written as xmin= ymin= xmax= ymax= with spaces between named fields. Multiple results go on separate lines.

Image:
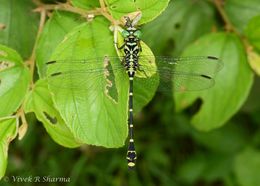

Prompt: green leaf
xmin=24 ymin=79 xmax=82 ymax=148
xmin=191 ymin=122 xmax=248 ymax=153
xmin=0 ymin=0 xmax=39 ymax=59
xmin=177 ymin=153 xmax=206 ymax=184
xmin=142 ymin=0 xmax=215 ymax=55
xmin=0 ymin=117 xmax=18 ymax=179
xmin=224 ymin=0 xmax=260 ymax=33
xmin=0 ymin=44 xmax=30 ymax=117
xmin=107 ymin=0 xmax=170 ymax=24
xmin=47 ymin=18 xmax=129 ymax=147
xmin=178 ymin=152 xmax=234 ymax=184
xmin=234 ymin=147 xmax=260 ymax=186
xmin=73 ymin=0 xmax=170 ymax=24
xmin=245 ymin=15 xmax=260 ymax=51
xmin=174 ymin=33 xmax=254 ymax=131
xmin=71 ymin=0 xmax=100 ymax=10
xmin=36 ymin=11 xmax=84 ymax=77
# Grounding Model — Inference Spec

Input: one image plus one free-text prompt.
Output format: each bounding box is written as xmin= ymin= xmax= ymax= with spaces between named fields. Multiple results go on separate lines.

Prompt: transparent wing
xmin=138 ymin=55 xmax=223 ymax=91
xmin=46 ymin=55 xmax=223 ymax=92
xmin=46 ymin=56 xmax=125 ymax=90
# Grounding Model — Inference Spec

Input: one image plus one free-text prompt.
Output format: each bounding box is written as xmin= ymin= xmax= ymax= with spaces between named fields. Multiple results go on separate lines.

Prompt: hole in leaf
xmin=0 ymin=61 xmax=14 ymax=71
xmin=184 ymin=98 xmax=203 ymax=117
xmin=103 ymin=56 xmax=118 ymax=103
xmin=174 ymin=23 xmax=181 ymax=29
xmin=43 ymin=111 xmax=57 ymax=124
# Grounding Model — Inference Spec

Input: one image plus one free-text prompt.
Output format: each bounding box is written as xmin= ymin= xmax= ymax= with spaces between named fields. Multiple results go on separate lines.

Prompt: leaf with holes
xmin=0 ymin=117 xmax=18 ymax=179
xmin=46 ymin=18 xmax=128 ymax=147
xmin=0 ymin=44 xmax=30 ymax=117
xmin=174 ymin=33 xmax=254 ymax=131
xmin=24 ymin=79 xmax=82 ymax=148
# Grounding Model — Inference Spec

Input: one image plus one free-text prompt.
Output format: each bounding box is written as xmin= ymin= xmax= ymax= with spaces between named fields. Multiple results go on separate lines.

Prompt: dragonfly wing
xmin=46 ymin=57 xmax=125 ymax=91
xmin=137 ymin=55 xmax=222 ymax=92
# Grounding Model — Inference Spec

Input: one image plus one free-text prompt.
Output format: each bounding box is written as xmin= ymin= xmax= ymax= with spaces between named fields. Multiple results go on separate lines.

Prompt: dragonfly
xmin=46 ymin=16 xmax=223 ymax=169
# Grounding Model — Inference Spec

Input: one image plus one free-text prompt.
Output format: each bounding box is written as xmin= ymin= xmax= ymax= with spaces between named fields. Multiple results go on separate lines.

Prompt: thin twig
xmin=213 ymin=0 xmax=240 ymax=35
xmin=99 ymin=0 xmax=106 ymax=10
xmin=27 ymin=7 xmax=46 ymax=87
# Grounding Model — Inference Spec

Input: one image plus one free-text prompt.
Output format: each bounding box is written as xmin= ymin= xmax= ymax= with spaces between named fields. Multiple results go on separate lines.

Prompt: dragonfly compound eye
xmin=122 ymin=30 xmax=130 ymax=38
xmin=134 ymin=30 xmax=142 ymax=38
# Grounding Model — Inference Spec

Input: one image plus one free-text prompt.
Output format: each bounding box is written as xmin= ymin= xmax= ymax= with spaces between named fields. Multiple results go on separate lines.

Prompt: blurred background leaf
xmin=224 ymin=0 xmax=260 ymax=33
xmin=142 ymin=0 xmax=216 ymax=56
xmin=0 ymin=0 xmax=39 ymax=59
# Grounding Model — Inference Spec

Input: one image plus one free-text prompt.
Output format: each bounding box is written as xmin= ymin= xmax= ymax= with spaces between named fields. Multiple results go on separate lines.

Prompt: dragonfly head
xmin=122 ymin=17 xmax=142 ymax=39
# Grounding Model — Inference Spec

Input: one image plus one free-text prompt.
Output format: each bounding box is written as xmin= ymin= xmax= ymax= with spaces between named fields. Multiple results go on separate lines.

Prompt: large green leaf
xmin=0 ymin=44 xmax=30 ymax=117
xmin=24 ymin=79 xmax=82 ymax=148
xmin=36 ymin=11 xmax=84 ymax=77
xmin=245 ymin=15 xmax=260 ymax=51
xmin=0 ymin=117 xmax=18 ymax=179
xmin=46 ymin=17 xmax=157 ymax=147
xmin=47 ymin=18 xmax=129 ymax=147
xmin=174 ymin=33 xmax=254 ymax=131
xmin=0 ymin=0 xmax=39 ymax=59
xmin=107 ymin=0 xmax=170 ymax=24
xmin=142 ymin=0 xmax=215 ymax=55
xmin=234 ymin=147 xmax=260 ymax=186
xmin=72 ymin=0 xmax=169 ymax=24
xmin=191 ymin=121 xmax=248 ymax=153
xmin=224 ymin=0 xmax=260 ymax=33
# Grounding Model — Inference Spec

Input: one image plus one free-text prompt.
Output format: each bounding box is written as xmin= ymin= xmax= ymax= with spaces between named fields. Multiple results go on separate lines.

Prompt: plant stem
xmin=26 ymin=7 xmax=46 ymax=88
xmin=213 ymin=0 xmax=239 ymax=35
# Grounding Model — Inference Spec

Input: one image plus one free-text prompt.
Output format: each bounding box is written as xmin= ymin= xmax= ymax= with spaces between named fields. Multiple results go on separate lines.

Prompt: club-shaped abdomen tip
xmin=128 ymin=162 xmax=136 ymax=169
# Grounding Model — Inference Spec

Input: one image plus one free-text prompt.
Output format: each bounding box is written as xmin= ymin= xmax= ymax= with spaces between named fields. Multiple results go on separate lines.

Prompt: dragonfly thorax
xmin=123 ymin=31 xmax=141 ymax=77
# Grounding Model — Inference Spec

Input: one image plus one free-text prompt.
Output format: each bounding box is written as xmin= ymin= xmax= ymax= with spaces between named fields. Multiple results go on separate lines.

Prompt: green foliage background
xmin=0 ymin=0 xmax=260 ymax=185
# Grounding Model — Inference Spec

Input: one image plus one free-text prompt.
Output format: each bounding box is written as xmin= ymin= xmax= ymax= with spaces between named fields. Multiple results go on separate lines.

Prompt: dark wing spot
xmin=207 ymin=56 xmax=218 ymax=60
xmin=51 ymin=72 xmax=62 ymax=77
xmin=43 ymin=111 xmax=57 ymax=124
xmin=46 ymin=61 xmax=56 ymax=65
xmin=200 ymin=74 xmax=212 ymax=79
